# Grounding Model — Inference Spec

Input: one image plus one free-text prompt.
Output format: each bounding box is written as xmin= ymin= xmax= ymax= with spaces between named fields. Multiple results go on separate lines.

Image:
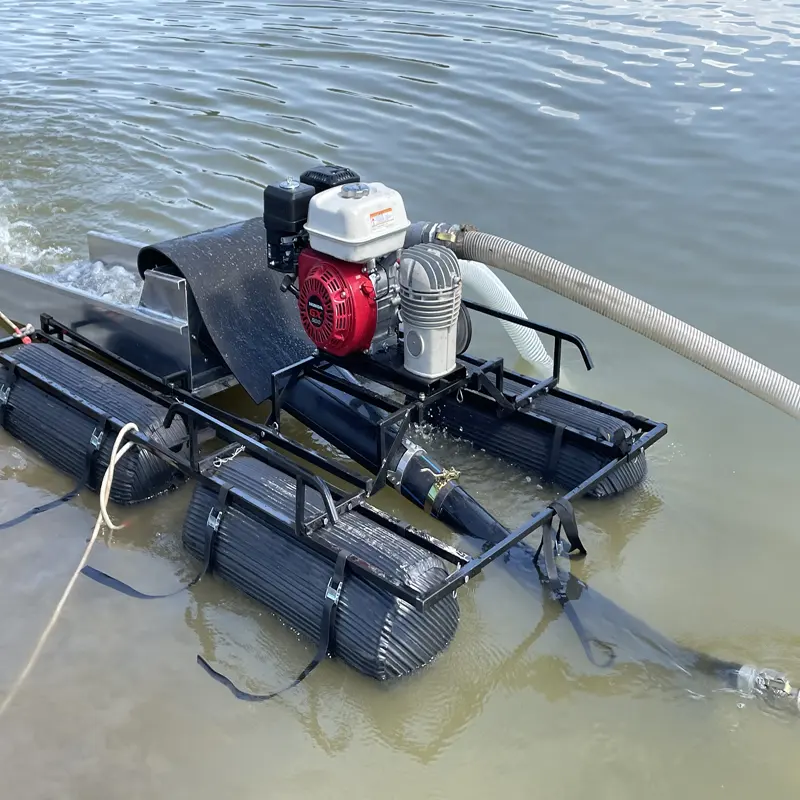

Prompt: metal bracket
xmin=0 ymin=385 xmax=10 ymax=406
xmin=372 ymin=406 xmax=414 ymax=495
xmin=268 ymin=355 xmax=316 ymax=429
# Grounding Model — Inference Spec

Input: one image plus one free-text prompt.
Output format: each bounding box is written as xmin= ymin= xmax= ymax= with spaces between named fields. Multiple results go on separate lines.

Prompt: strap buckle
xmin=610 ymin=427 xmax=633 ymax=456
xmin=325 ymin=577 xmax=343 ymax=604
xmin=89 ymin=427 xmax=105 ymax=450
xmin=205 ymin=483 xmax=231 ymax=535
xmin=207 ymin=508 xmax=223 ymax=532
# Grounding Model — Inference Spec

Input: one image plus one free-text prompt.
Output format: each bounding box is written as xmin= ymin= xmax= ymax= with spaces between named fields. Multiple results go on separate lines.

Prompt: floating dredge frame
xmin=0 ymin=307 xmax=666 ymax=612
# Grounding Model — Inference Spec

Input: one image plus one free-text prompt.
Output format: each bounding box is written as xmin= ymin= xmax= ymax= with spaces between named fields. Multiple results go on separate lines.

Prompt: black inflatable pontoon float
xmin=0 ymin=164 xmax=796 ymax=713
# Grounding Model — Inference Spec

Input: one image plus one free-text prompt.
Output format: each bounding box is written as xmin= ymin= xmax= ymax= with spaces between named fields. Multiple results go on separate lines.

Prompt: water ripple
xmin=2 ymin=1 xmax=800 ymax=795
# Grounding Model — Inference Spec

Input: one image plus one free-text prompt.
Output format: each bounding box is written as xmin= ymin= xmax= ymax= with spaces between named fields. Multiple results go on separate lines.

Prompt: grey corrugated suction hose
xmin=453 ymin=229 xmax=800 ymax=420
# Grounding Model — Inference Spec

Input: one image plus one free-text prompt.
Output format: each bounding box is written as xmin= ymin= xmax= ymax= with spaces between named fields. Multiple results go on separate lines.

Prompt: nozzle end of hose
xmin=737 ymin=664 xmax=800 ymax=716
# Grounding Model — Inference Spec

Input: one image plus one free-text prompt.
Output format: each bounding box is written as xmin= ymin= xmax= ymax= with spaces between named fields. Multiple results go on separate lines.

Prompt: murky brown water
xmin=2 ymin=1 xmax=800 ymax=797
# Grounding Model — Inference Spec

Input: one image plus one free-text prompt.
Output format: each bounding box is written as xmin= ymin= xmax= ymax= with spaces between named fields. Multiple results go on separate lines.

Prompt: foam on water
xmin=0 ymin=188 xmax=142 ymax=307
xmin=48 ymin=260 xmax=142 ymax=306
xmin=0 ymin=190 xmax=71 ymax=274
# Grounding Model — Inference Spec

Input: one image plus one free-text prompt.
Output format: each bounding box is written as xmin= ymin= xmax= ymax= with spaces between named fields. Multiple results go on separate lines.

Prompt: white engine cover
xmin=304 ymin=182 xmax=410 ymax=263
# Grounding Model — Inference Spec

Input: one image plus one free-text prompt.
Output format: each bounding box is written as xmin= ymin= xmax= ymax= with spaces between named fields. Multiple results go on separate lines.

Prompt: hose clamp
xmin=422 ymin=467 xmax=461 ymax=514
xmin=431 ymin=480 xmax=458 ymax=517
xmin=387 ymin=442 xmax=426 ymax=489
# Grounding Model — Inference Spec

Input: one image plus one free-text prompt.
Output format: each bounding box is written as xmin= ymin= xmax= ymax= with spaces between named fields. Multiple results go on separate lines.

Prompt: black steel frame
xmin=259 ymin=300 xmax=668 ymax=606
xmin=0 ymin=321 xmax=472 ymax=609
xmin=268 ymin=298 xmax=660 ymax=488
xmin=269 ymin=298 xmax=593 ymax=430
xmin=0 ymin=310 xmax=667 ymax=612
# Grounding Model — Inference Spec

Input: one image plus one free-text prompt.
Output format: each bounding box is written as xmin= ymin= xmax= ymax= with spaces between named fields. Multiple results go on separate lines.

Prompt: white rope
xmin=0 ymin=422 xmax=140 ymax=718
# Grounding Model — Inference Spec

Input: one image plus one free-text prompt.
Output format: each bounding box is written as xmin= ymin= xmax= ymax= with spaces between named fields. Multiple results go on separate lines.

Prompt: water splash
xmin=0 ymin=191 xmax=71 ymax=274
xmin=49 ymin=260 xmax=142 ymax=306
xmin=0 ymin=188 xmax=141 ymax=307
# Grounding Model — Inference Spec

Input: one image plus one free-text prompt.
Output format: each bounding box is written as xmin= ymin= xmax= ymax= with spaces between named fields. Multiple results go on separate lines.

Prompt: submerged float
xmin=1 ymin=164 xmax=798 ymax=714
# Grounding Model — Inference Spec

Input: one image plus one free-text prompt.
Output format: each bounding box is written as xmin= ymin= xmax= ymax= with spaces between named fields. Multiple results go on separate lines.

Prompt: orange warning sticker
xmin=370 ymin=207 xmax=395 ymax=229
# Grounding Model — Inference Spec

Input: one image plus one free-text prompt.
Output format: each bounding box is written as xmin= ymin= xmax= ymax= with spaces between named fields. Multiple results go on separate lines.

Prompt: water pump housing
xmin=399 ymin=244 xmax=463 ymax=380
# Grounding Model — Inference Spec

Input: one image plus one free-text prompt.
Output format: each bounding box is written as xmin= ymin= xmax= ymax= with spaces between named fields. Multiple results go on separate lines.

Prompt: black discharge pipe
xmin=279 ymin=368 xmax=387 ymax=471
xmin=280 ymin=376 xmax=800 ymax=717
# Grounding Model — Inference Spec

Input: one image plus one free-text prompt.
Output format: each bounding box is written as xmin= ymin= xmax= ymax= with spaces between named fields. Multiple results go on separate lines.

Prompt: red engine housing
xmin=297 ymin=248 xmax=377 ymax=357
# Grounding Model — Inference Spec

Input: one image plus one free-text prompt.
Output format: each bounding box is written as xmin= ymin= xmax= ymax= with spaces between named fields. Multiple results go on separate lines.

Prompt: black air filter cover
xmin=300 ymin=164 xmax=361 ymax=193
xmin=263 ymin=179 xmax=316 ymax=234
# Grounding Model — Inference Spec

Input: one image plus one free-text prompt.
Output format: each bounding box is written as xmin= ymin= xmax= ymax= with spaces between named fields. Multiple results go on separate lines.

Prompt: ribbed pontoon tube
xmin=405 ymin=223 xmax=800 ymax=420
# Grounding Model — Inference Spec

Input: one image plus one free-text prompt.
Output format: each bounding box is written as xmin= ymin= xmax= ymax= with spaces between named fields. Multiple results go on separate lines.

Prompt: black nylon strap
xmin=531 ymin=543 xmax=615 ymax=669
xmin=544 ymin=422 xmax=565 ymax=483
xmin=0 ymin=363 xmax=17 ymax=429
xmin=196 ymin=483 xmax=230 ymax=580
xmin=0 ymin=415 xmax=108 ymax=532
xmin=81 ymin=482 xmax=232 ymax=599
xmin=559 ymin=598 xmax=616 ymax=668
xmin=197 ymin=547 xmax=351 ymax=702
xmin=532 ymin=498 xmax=612 ymax=668
xmin=548 ymin=498 xmax=586 ymax=557
xmin=533 ymin=520 xmax=562 ymax=594
xmin=532 ymin=498 xmax=586 ymax=588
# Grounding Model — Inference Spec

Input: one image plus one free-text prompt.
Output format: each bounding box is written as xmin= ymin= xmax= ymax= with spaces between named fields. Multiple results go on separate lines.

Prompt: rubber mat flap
xmin=138 ymin=217 xmax=313 ymax=404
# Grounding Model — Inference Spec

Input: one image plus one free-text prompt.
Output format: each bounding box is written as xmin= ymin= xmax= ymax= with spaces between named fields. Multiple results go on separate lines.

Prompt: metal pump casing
xmin=398 ymin=244 xmax=463 ymax=380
